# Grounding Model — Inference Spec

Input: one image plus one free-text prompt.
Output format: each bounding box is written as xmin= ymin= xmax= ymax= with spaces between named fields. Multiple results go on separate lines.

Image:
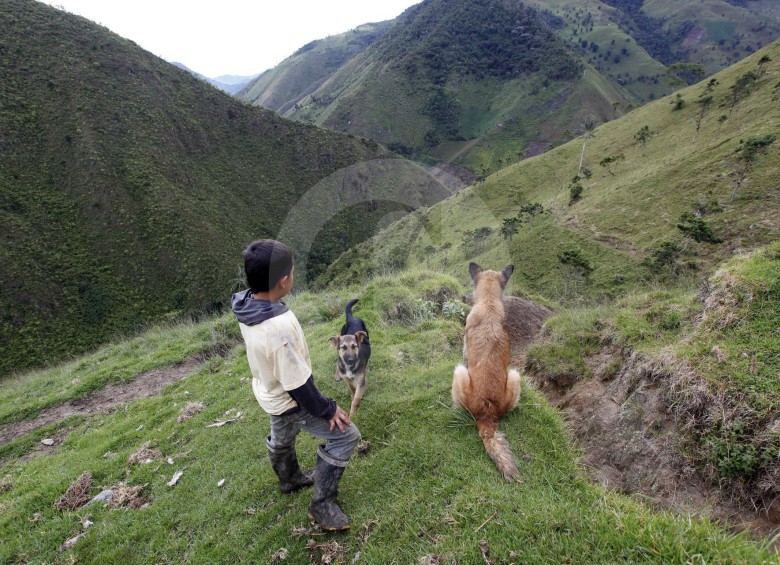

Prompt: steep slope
xmin=0 ymin=272 xmax=775 ymax=562
xmin=238 ymin=21 xmax=393 ymax=114
xmin=241 ymin=0 xmax=780 ymax=175
xmin=526 ymin=243 xmax=780 ymax=524
xmin=0 ymin=0 xmax=449 ymax=376
xmin=321 ymin=40 xmax=780 ymax=302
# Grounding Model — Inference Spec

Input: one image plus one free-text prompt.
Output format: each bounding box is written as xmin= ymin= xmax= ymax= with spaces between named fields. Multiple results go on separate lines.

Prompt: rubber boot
xmin=268 ymin=446 xmax=314 ymax=494
xmin=308 ymin=455 xmax=350 ymax=531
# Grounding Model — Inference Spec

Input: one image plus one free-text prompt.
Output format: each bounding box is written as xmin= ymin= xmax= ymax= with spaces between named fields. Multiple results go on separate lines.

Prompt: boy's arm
xmin=288 ymin=376 xmax=336 ymax=420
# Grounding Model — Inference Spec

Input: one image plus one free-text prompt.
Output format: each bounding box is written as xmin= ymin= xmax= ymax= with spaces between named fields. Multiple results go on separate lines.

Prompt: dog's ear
xmin=354 ymin=331 xmax=367 ymax=344
xmin=328 ymin=336 xmax=341 ymax=348
xmin=501 ymin=264 xmax=514 ymax=285
xmin=469 ymin=262 xmax=482 ymax=283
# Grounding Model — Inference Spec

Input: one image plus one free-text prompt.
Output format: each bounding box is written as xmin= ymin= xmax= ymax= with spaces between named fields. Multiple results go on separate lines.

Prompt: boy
xmin=231 ymin=239 xmax=360 ymax=531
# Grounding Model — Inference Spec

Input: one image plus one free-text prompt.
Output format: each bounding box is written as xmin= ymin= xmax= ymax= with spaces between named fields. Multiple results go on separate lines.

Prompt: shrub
xmin=642 ymin=241 xmax=682 ymax=273
xmin=558 ymin=249 xmax=593 ymax=276
xmin=569 ymin=181 xmax=583 ymax=204
xmin=677 ymin=212 xmax=723 ymax=243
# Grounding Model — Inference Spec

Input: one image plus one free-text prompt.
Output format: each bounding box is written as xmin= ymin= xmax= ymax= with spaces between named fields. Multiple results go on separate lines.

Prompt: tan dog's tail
xmin=476 ymin=418 xmax=519 ymax=481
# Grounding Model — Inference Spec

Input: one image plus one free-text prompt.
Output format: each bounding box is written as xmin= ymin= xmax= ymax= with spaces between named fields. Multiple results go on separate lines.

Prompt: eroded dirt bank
xmin=527 ymin=348 xmax=779 ymax=538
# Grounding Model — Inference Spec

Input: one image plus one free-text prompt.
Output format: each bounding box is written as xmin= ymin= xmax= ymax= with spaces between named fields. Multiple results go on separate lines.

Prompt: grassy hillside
xmin=321 ymin=40 xmax=780 ymax=299
xmin=522 ymin=0 xmax=780 ymax=100
xmin=0 ymin=0 xmax=451 ymax=376
xmin=525 ymin=242 xmax=780 ymax=516
xmin=1 ymin=271 xmax=776 ymax=562
xmin=643 ymin=0 xmax=780 ymax=68
xmin=238 ymin=22 xmax=392 ymax=113
xmin=319 ymin=40 xmax=780 ymax=519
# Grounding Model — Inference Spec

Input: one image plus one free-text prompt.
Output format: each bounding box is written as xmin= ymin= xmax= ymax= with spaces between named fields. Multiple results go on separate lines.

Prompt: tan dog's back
xmin=462 ymin=270 xmax=512 ymax=416
xmin=452 ymin=263 xmax=521 ymax=480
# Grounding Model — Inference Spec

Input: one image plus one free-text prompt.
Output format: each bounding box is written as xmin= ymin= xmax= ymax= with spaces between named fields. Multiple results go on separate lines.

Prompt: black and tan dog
xmin=328 ymin=299 xmax=371 ymax=418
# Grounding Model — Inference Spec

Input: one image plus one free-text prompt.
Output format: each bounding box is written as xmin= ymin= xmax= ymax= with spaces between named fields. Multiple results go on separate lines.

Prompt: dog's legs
xmin=348 ymin=375 xmax=366 ymax=418
xmin=503 ymin=368 xmax=521 ymax=412
xmin=451 ymin=364 xmax=471 ymax=410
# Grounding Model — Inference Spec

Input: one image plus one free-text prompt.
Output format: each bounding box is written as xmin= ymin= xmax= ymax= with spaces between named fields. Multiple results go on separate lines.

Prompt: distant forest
xmin=600 ymin=0 xmax=685 ymax=65
xmin=378 ymin=0 xmax=582 ymax=84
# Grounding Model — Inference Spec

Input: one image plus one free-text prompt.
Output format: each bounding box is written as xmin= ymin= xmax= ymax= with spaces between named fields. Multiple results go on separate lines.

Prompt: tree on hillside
xmin=599 ymin=152 xmax=625 ymax=176
xmin=692 ymin=94 xmax=713 ymax=143
xmin=677 ymin=212 xmax=722 ymax=243
xmin=578 ymin=115 xmax=597 ymax=175
xmin=670 ymin=93 xmax=685 ymax=111
xmin=461 ymin=227 xmax=493 ymax=257
xmin=580 ymin=166 xmax=592 ymax=180
xmin=729 ymin=71 xmax=758 ymax=116
xmin=634 ymin=125 xmax=655 ymax=155
xmin=569 ymin=177 xmax=584 ymax=205
xmin=500 ymin=217 xmax=520 ymax=243
xmin=757 ymin=55 xmax=772 ymax=76
xmin=422 ymin=88 xmax=460 ymax=147
xmin=665 ymin=63 xmax=706 ymax=87
xmin=558 ymin=249 xmax=592 ymax=277
xmin=705 ymin=77 xmax=719 ymax=93
xmin=730 ymin=134 xmax=776 ymax=201
xmin=641 ymin=241 xmax=683 ymax=277
xmin=612 ymin=101 xmax=622 ymax=119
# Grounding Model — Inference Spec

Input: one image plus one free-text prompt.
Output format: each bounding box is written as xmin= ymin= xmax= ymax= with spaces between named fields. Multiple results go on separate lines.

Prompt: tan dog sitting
xmin=328 ymin=299 xmax=371 ymax=418
xmin=452 ymin=262 xmax=521 ymax=481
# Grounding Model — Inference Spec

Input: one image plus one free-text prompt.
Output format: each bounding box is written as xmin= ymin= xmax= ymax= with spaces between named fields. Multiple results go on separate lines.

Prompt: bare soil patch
xmin=424 ymin=161 xmax=477 ymax=193
xmin=528 ymin=349 xmax=779 ymax=539
xmin=0 ymin=357 xmax=202 ymax=447
xmin=464 ymin=294 xmax=554 ymax=360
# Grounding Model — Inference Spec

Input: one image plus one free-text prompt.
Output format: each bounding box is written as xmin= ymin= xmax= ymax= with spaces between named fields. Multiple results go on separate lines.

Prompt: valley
xmin=1 ymin=0 xmax=779 ymax=561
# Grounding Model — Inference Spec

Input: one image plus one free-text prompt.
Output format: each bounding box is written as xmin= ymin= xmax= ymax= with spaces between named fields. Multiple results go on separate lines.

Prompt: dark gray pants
xmin=267 ymin=406 xmax=361 ymax=467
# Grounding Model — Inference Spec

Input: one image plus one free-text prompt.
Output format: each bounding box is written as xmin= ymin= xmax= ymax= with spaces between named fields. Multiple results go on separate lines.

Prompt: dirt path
xmin=0 ymin=357 xmax=202 ymax=447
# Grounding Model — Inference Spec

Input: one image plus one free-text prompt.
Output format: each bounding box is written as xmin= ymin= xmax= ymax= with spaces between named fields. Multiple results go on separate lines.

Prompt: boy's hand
xmin=329 ymin=406 xmax=351 ymax=433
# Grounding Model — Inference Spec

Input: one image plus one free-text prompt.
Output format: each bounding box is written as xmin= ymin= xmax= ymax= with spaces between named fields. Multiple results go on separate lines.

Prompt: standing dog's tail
xmin=476 ymin=418 xmax=519 ymax=481
xmin=345 ymin=299 xmax=359 ymax=321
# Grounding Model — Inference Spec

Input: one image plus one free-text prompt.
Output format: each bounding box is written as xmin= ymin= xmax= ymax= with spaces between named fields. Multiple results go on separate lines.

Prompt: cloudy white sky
xmin=41 ymin=0 xmax=421 ymax=78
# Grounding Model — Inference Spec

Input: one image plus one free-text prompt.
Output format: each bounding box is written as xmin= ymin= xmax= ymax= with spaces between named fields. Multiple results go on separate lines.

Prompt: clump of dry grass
xmin=305 ymin=539 xmax=347 ymax=564
xmin=177 ymin=401 xmax=206 ymax=423
xmin=127 ymin=442 xmax=162 ymax=465
xmin=54 ymin=471 xmax=92 ymax=511
xmin=107 ymin=482 xmax=149 ymax=509
xmin=700 ymin=268 xmax=763 ymax=330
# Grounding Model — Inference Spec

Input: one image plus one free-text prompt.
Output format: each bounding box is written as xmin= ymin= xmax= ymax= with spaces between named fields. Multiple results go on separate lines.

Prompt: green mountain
xmin=238 ymin=21 xmax=393 ymax=113
xmin=240 ymin=0 xmax=780 ymax=175
xmin=321 ymin=40 xmax=780 ymax=296
xmin=0 ymin=0 xmax=449 ymax=376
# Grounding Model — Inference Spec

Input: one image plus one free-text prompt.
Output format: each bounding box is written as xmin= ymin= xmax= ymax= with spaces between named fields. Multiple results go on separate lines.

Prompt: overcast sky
xmin=40 ymin=0 xmax=421 ymax=78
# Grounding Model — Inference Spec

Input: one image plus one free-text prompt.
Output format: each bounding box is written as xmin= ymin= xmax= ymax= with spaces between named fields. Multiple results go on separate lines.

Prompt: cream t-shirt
xmin=238 ymin=310 xmax=312 ymax=415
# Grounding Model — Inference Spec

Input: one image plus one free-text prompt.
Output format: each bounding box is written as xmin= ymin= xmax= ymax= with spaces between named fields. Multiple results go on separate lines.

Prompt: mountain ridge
xmin=240 ymin=0 xmax=780 ymax=174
